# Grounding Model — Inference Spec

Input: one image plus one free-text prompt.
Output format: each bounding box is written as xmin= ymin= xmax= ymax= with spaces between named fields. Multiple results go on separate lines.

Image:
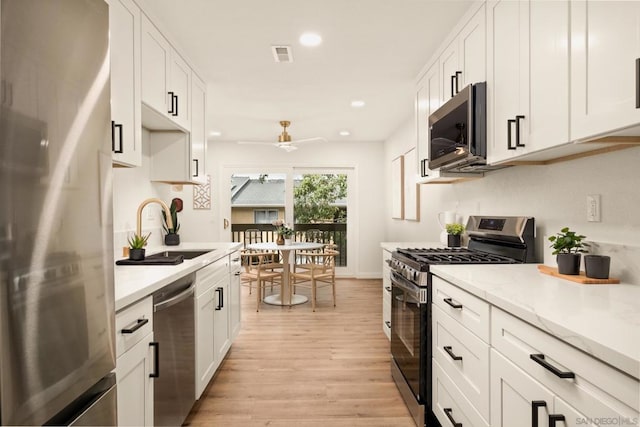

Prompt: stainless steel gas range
xmin=388 ymin=216 xmax=536 ymax=427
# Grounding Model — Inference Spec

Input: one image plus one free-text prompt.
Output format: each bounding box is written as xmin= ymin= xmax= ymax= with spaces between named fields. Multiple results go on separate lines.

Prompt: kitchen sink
xmin=152 ymin=250 xmax=212 ymax=259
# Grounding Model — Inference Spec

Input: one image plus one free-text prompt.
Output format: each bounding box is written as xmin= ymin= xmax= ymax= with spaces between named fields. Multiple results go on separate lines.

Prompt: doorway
xmin=220 ymin=166 xmax=354 ymax=276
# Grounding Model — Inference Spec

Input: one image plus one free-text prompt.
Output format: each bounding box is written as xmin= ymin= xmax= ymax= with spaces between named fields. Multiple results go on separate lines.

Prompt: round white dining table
xmin=246 ymin=241 xmax=324 ymax=306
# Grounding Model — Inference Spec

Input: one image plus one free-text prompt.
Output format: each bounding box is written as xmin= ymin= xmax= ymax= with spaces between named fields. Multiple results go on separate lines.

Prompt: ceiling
xmin=138 ymin=0 xmax=473 ymax=144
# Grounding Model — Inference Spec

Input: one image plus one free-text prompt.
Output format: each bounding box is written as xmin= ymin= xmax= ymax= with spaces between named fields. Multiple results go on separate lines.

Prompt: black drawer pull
xmin=531 ymin=400 xmax=547 ymax=427
xmin=193 ymin=159 xmax=199 ymax=177
xmin=443 ymin=297 xmax=462 ymax=309
xmin=549 ymin=414 xmax=565 ymax=426
xmin=121 ymin=317 xmax=148 ymax=334
xmin=149 ymin=341 xmax=159 ymax=378
xmin=385 ymin=286 xmax=392 ymax=293
xmin=515 ymin=115 xmax=526 ymax=147
xmin=454 ymin=71 xmax=462 ymax=94
xmin=443 ymin=408 xmax=462 ymax=427
xmin=385 ymin=320 xmax=391 ymax=329
xmin=444 ymin=346 xmax=462 ymax=361
xmin=450 ymin=75 xmax=456 ymax=98
xmin=173 ymin=94 xmax=179 ymax=116
xmin=530 ymin=354 xmax=575 ymax=379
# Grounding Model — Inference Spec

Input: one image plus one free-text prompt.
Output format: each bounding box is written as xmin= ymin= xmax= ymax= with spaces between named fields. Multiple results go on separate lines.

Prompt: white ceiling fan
xmin=238 ymin=120 xmax=327 ymax=152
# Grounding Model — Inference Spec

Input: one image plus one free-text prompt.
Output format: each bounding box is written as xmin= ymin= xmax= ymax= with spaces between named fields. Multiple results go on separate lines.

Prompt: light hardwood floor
xmin=184 ymin=278 xmax=415 ymax=427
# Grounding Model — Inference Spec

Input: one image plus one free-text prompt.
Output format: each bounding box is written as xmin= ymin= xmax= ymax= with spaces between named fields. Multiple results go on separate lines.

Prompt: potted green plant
xmin=445 ymin=223 xmax=465 ymax=248
xmin=162 ymin=198 xmax=182 ymax=246
xmin=548 ymin=227 xmax=589 ymax=275
xmin=281 ymin=225 xmax=295 ymax=245
xmin=128 ymin=232 xmax=151 ymax=260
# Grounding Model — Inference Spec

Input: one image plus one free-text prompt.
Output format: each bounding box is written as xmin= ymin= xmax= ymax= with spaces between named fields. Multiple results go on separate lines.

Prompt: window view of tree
xmin=294 ymin=174 xmax=347 ymax=223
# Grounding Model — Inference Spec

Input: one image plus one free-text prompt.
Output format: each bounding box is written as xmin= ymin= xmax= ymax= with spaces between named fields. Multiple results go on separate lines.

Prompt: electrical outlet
xmin=587 ymin=194 xmax=601 ymax=222
xmin=146 ymin=207 xmax=154 ymax=221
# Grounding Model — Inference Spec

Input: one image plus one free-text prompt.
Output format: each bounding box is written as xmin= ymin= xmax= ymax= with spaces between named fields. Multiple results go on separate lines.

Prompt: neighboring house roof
xmin=231 ymin=179 xmax=285 ymax=207
xmin=231 ymin=178 xmax=346 ymax=207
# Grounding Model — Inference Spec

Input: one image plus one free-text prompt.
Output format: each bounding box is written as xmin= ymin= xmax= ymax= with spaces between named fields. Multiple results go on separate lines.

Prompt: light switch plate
xmin=587 ymin=194 xmax=601 ymax=222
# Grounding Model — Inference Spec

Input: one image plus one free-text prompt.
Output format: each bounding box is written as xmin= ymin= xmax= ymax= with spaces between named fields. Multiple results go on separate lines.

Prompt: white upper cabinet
xmin=440 ymin=4 xmax=486 ymax=104
xmin=190 ymin=73 xmax=207 ymax=184
xmin=571 ymin=1 xmax=640 ymax=141
xmin=416 ymin=62 xmax=440 ymax=179
xmin=487 ymin=0 xmax=570 ymax=164
xmin=140 ymin=14 xmax=191 ymax=132
xmin=108 ymin=0 xmax=142 ymax=167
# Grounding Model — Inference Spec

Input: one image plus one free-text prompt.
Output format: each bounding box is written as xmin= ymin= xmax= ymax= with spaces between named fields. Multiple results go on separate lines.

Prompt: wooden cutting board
xmin=537 ymin=264 xmax=620 ymax=284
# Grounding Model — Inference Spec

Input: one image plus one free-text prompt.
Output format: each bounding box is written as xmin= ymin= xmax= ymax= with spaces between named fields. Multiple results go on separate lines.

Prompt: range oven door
xmin=390 ymin=271 xmax=429 ymax=404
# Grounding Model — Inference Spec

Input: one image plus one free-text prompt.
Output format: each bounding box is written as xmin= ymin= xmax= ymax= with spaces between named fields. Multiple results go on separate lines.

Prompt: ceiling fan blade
xmin=291 ymin=137 xmax=327 ymax=144
xmin=280 ymin=144 xmax=298 ymax=152
xmin=237 ymin=141 xmax=278 ymax=146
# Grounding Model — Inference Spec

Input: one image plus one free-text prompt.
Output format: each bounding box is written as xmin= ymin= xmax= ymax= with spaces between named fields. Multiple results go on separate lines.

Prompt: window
xmin=254 ymin=209 xmax=279 ymax=224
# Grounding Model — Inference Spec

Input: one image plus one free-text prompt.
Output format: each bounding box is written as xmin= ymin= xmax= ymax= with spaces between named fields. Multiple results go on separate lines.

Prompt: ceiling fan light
xmin=339 ymin=130 xmax=350 ymax=136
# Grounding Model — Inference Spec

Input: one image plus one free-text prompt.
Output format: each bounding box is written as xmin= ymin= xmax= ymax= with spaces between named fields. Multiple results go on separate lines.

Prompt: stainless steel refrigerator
xmin=0 ymin=0 xmax=117 ymax=425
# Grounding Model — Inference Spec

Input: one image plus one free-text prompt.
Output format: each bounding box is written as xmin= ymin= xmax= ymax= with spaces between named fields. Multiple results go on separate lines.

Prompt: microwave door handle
xmin=507 ymin=119 xmax=516 ymax=150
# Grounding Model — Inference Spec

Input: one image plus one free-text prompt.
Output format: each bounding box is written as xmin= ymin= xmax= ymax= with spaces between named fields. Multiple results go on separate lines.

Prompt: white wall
xmin=176 ymin=139 xmax=386 ymax=278
xmin=112 ymin=129 xmax=171 ymax=251
xmin=384 ymin=119 xmax=640 ymax=264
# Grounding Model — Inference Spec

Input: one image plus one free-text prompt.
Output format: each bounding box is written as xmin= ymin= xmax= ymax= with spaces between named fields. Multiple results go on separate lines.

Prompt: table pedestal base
xmin=263 ymin=294 xmax=308 ymax=306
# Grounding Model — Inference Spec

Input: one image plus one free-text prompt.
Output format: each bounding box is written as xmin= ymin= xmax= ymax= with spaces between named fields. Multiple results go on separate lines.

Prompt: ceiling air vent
xmin=272 ymin=45 xmax=293 ymax=63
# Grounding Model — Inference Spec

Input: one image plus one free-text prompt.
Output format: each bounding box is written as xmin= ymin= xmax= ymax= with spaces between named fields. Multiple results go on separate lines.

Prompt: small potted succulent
xmin=162 ymin=198 xmax=182 ymax=246
xmin=548 ymin=227 xmax=589 ymax=275
xmin=128 ymin=232 xmax=151 ymax=261
xmin=445 ymin=223 xmax=465 ymax=248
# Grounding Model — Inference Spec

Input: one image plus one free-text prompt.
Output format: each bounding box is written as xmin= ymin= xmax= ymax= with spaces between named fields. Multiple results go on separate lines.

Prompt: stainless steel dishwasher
xmin=153 ymin=273 xmax=196 ymax=426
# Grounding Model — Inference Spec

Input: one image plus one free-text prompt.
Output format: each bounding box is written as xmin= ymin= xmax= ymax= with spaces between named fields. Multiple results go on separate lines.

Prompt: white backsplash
xmin=543 ymin=240 xmax=640 ymax=285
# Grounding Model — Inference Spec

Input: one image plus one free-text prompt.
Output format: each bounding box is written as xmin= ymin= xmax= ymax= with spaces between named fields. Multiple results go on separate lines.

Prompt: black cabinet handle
xmin=530 ymin=354 xmax=575 ymax=379
xmin=443 ymin=408 xmax=462 ymax=427
xmin=515 ymin=115 xmax=526 ymax=147
xmin=531 ymin=400 xmax=547 ymax=427
xmin=385 ymin=320 xmax=391 ymax=329
xmin=451 ymin=75 xmax=456 ymax=98
xmin=173 ymin=94 xmax=179 ymax=116
xmin=549 ymin=414 xmax=565 ymax=426
xmin=234 ymin=271 xmax=241 ymax=276
xmin=114 ymin=123 xmax=123 ymax=153
xmin=111 ymin=120 xmax=116 ymax=152
xmin=420 ymin=159 xmax=429 ymax=177
xmin=149 ymin=342 xmax=159 ymax=378
xmin=215 ymin=287 xmax=224 ymax=310
xmin=385 ymin=286 xmax=392 ymax=293
xmin=167 ymin=91 xmax=175 ymax=114
xmin=443 ymin=297 xmax=462 ymax=309
xmin=636 ymin=58 xmax=639 ymax=108
xmin=121 ymin=317 xmax=148 ymax=334
xmin=193 ymin=159 xmax=199 ymax=177
xmin=455 ymin=71 xmax=462 ymax=94
xmin=507 ymin=119 xmax=516 ymax=150
xmin=444 ymin=346 xmax=463 ymax=361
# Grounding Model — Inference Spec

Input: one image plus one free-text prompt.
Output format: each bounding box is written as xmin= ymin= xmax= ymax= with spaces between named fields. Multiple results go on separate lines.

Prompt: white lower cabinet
xmin=213 ymin=276 xmax=230 ymax=369
xmin=382 ymin=249 xmax=392 ymax=340
xmin=116 ymin=331 xmax=155 ymax=426
xmin=195 ymin=256 xmax=229 ymax=398
xmin=115 ymin=297 xmax=155 ymax=427
xmin=229 ymin=253 xmax=242 ymax=340
xmin=433 ymin=359 xmax=489 ymax=427
xmin=491 ymin=308 xmax=639 ymax=423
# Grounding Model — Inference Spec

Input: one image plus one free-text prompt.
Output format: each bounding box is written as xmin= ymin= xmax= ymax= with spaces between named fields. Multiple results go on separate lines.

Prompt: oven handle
xmin=390 ymin=271 xmax=425 ymax=303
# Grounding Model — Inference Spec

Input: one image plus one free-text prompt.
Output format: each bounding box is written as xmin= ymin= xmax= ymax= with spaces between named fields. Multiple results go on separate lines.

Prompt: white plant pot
xmin=284 ymin=238 xmax=292 ymax=245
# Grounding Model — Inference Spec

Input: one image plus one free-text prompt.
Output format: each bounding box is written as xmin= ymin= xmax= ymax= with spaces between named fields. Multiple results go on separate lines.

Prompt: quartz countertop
xmin=114 ymin=242 xmax=242 ymax=311
xmin=430 ymin=264 xmax=640 ymax=379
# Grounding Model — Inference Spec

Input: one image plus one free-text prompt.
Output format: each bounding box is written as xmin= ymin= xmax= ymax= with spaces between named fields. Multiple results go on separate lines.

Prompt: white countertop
xmin=114 ymin=242 xmax=242 ymax=311
xmin=431 ymin=264 xmax=640 ymax=379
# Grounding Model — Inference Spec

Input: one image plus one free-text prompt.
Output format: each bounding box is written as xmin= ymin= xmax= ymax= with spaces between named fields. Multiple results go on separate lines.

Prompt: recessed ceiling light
xmin=209 ymin=131 xmax=222 ymax=137
xmin=351 ymin=100 xmax=365 ymax=108
xmin=339 ymin=130 xmax=351 ymax=136
xmin=299 ymin=32 xmax=322 ymax=47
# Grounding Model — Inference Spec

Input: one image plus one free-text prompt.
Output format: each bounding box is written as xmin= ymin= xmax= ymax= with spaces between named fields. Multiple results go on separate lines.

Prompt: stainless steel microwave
xmin=428 ymin=82 xmax=487 ymax=172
